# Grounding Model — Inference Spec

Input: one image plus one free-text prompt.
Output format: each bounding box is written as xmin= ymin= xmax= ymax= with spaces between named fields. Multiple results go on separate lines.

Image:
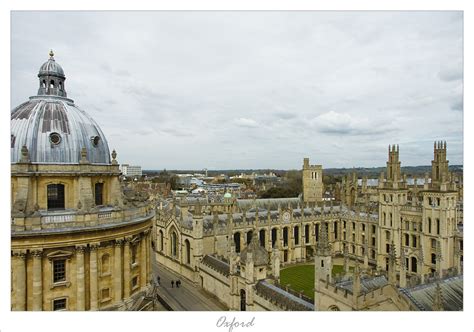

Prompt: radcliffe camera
xmin=10 ymin=11 xmax=463 ymax=312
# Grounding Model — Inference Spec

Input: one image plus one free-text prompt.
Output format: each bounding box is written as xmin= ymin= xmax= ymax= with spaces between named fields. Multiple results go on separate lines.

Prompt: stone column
xmin=114 ymin=239 xmax=123 ymax=302
xmin=89 ymin=244 xmax=99 ymax=310
xmin=140 ymin=233 xmax=147 ymax=288
xmin=123 ymin=238 xmax=131 ymax=298
xmin=76 ymin=245 xmax=86 ymax=310
xmin=146 ymin=229 xmax=152 ymax=285
xmin=31 ymin=250 xmax=43 ymax=311
xmin=12 ymin=250 xmax=27 ymax=311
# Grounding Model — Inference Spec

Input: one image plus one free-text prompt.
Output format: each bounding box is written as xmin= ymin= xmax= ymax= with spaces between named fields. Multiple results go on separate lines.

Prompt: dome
xmin=10 ymin=52 xmax=111 ymax=165
xmin=38 ymin=50 xmax=65 ymax=78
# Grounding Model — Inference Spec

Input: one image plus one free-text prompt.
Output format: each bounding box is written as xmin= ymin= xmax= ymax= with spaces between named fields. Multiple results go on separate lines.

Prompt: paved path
xmin=151 ymin=256 xmax=228 ymax=311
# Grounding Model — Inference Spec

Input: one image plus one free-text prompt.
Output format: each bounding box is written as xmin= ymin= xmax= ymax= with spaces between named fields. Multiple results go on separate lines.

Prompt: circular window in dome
xmin=91 ymin=135 xmax=100 ymax=147
xmin=49 ymin=132 xmax=61 ymax=145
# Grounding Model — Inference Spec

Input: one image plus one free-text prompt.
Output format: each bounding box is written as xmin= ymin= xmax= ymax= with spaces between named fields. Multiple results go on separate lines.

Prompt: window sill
xmin=50 ymin=281 xmax=71 ymax=289
xmin=100 ymin=297 xmax=112 ymax=304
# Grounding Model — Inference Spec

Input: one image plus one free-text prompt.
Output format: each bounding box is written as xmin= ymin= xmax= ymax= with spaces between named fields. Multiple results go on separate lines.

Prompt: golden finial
xmin=49 ymin=49 xmax=54 ymax=58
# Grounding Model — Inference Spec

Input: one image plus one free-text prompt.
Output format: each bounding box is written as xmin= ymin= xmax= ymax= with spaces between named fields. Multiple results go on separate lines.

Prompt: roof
xmin=335 ymin=275 xmax=388 ymax=294
xmin=201 ymin=255 xmax=230 ymax=277
xmin=255 ymin=280 xmax=314 ymax=311
xmin=401 ymin=276 xmax=463 ymax=311
xmin=11 ymin=97 xmax=111 ymax=165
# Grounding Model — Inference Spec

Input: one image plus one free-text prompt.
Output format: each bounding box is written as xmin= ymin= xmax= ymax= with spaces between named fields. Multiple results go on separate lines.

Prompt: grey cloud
xmin=450 ymin=100 xmax=463 ymax=112
xmin=10 ymin=11 xmax=463 ymax=169
xmin=438 ymin=66 xmax=463 ymax=82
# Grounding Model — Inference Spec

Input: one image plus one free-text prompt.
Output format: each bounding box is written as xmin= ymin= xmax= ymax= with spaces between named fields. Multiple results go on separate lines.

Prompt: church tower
xmin=302 ymin=158 xmax=323 ymax=204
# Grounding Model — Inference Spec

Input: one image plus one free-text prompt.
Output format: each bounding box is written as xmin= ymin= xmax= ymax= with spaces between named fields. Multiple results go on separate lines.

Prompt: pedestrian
xmin=156 ymin=276 xmax=160 ymax=286
xmin=171 ymin=280 xmax=174 ymax=288
xmin=176 ymin=280 xmax=180 ymax=288
xmin=178 ymin=280 xmax=181 ymax=288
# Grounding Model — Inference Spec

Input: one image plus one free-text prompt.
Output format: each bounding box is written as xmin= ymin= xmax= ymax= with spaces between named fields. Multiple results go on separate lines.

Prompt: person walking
xmin=171 ymin=280 xmax=174 ymax=288
xmin=176 ymin=280 xmax=180 ymax=288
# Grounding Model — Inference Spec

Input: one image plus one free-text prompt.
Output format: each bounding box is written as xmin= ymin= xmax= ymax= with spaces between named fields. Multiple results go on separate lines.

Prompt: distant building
xmin=121 ymin=164 xmax=143 ymax=178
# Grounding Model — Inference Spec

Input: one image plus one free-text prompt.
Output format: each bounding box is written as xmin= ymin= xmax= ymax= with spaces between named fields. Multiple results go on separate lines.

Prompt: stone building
xmin=10 ymin=52 xmax=154 ymax=311
xmin=153 ymin=143 xmax=463 ymax=311
xmin=302 ymin=157 xmax=323 ymax=204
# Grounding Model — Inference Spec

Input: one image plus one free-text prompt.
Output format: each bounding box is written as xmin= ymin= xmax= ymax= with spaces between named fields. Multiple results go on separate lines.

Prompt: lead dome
xmin=10 ymin=51 xmax=111 ymax=165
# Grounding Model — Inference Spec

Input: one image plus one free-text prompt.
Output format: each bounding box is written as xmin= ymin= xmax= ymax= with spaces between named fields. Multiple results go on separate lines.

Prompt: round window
xmin=49 ymin=132 xmax=61 ymax=145
xmin=92 ymin=136 xmax=100 ymax=147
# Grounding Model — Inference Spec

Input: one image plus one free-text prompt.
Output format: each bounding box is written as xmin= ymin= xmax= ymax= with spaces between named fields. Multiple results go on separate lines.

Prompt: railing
xmin=13 ymin=206 xmax=154 ymax=232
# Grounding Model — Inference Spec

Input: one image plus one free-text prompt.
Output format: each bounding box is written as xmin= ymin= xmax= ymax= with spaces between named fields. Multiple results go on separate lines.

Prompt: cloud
xmin=233 ymin=117 xmax=259 ymax=128
xmin=438 ymin=65 xmax=463 ymax=82
xmin=274 ymin=112 xmax=297 ymax=120
xmin=450 ymin=99 xmax=463 ymax=112
xmin=311 ymin=111 xmax=395 ymax=136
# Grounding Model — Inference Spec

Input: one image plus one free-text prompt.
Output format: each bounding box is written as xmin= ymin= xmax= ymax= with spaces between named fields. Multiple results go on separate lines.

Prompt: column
xmin=140 ymin=232 xmax=147 ymax=288
xmin=123 ymin=238 xmax=131 ymax=298
xmin=114 ymin=239 xmax=123 ymax=302
xmin=75 ymin=245 xmax=86 ymax=311
xmin=12 ymin=250 xmax=26 ymax=311
xmin=31 ymin=250 xmax=43 ymax=311
xmin=146 ymin=230 xmax=152 ymax=285
xmin=89 ymin=244 xmax=99 ymax=310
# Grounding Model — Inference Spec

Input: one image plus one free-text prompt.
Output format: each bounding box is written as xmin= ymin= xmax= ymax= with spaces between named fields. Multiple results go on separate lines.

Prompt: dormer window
xmin=50 ymin=132 xmax=61 ymax=145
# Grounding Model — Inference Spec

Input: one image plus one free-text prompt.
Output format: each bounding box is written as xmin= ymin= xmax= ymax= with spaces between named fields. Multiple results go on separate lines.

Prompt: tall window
xmin=101 ymin=254 xmax=110 ymax=275
xmin=53 ymin=259 xmax=66 ymax=283
xmin=95 ymin=183 xmax=104 ymax=206
xmin=428 ymin=218 xmax=432 ymax=233
xmin=47 ymin=184 xmax=65 ymax=210
xmin=411 ymin=257 xmax=418 ymax=273
xmin=234 ymin=232 xmax=241 ymax=253
xmin=271 ymin=228 xmax=277 ymax=248
xmin=315 ymin=224 xmax=319 ymax=242
xmin=436 ymin=219 xmax=440 ymax=235
xmin=246 ymin=231 xmax=253 ymax=245
xmin=431 ymin=253 xmax=437 ymax=265
xmin=405 ymin=233 xmax=410 ymax=246
xmin=131 ymin=244 xmax=137 ymax=264
xmin=294 ymin=226 xmax=299 ymax=245
xmin=305 ymin=225 xmax=310 ymax=243
xmin=171 ymin=232 xmax=178 ymax=257
xmin=334 ymin=222 xmax=338 ymax=240
xmin=259 ymin=229 xmax=265 ymax=247
xmin=185 ymin=239 xmax=191 ymax=265
xmin=283 ymin=227 xmax=288 ymax=247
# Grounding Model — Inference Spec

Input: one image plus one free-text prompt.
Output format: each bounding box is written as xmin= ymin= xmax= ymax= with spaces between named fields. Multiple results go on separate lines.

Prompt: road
xmin=151 ymin=256 xmax=228 ymax=311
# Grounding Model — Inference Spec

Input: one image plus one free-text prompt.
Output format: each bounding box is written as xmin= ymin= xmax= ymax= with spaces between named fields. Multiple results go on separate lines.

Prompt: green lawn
xmin=280 ymin=264 xmax=350 ymax=300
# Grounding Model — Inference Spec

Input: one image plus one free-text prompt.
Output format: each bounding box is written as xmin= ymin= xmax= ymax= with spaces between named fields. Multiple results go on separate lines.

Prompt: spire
xmin=432 ymin=282 xmax=444 ymax=311
xmin=316 ymin=222 xmax=330 ymax=256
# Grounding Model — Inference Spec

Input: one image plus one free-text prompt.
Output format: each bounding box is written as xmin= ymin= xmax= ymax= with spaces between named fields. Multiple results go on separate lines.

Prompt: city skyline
xmin=11 ymin=11 xmax=463 ymax=169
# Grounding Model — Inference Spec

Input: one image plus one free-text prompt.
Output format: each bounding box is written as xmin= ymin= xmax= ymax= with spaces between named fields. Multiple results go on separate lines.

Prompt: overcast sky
xmin=11 ymin=11 xmax=463 ymax=170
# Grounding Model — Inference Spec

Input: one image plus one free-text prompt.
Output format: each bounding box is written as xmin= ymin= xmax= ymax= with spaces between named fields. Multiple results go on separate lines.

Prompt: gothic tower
xmin=302 ymin=158 xmax=323 ymax=204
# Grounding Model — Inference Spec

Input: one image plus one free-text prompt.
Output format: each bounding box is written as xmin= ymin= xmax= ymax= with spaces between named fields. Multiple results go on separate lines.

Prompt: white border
xmin=1 ymin=1 xmax=472 ymax=332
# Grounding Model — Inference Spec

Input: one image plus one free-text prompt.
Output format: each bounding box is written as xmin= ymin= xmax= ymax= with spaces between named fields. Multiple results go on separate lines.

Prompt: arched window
xmin=304 ymin=224 xmax=310 ymax=243
xmin=101 ymin=254 xmax=110 ymax=275
xmin=171 ymin=231 xmax=178 ymax=257
xmin=389 ymin=213 xmax=393 ymax=227
xmin=184 ymin=239 xmax=191 ymax=265
xmin=259 ymin=229 xmax=265 ymax=247
xmin=333 ymin=222 xmax=338 ymax=240
xmin=271 ymin=228 xmax=277 ymax=248
xmin=246 ymin=230 xmax=253 ymax=245
xmin=234 ymin=232 xmax=241 ymax=253
xmin=428 ymin=217 xmax=432 ymax=233
xmin=385 ymin=230 xmax=390 ymax=241
xmin=47 ymin=184 xmax=65 ymax=210
xmin=240 ymin=289 xmax=246 ymax=311
xmin=131 ymin=244 xmax=137 ymax=264
xmin=431 ymin=253 xmax=436 ymax=265
xmin=412 ymin=235 xmax=417 ymax=248
xmin=59 ymin=81 xmax=63 ymax=90
xmin=411 ymin=257 xmax=418 ymax=273
xmin=383 ymin=212 xmax=386 ymax=225
xmin=405 ymin=233 xmax=409 ymax=246
xmin=42 ymin=80 xmax=46 ymax=88
xmin=283 ymin=227 xmax=288 ymax=246
xmin=315 ymin=224 xmax=319 ymax=242
xmin=159 ymin=230 xmax=164 ymax=251
xmin=436 ymin=219 xmax=440 ymax=235
xmin=294 ymin=226 xmax=299 ymax=245
xmin=50 ymin=80 xmax=55 ymax=88
xmin=94 ymin=182 xmax=104 ymax=206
